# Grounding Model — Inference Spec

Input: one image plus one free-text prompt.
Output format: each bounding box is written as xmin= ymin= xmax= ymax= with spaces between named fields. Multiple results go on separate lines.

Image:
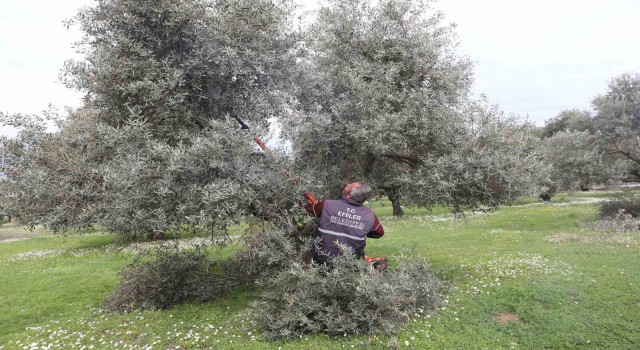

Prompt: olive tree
xmin=540 ymin=109 xmax=593 ymax=139
xmin=543 ymin=130 xmax=618 ymax=191
xmin=592 ymin=72 xmax=640 ymax=182
xmin=0 ymin=109 xmax=104 ymax=230
xmin=285 ymin=0 xmax=545 ymax=215
xmin=1 ymin=0 xmax=302 ymax=238
xmin=62 ymin=0 xmax=299 ymax=138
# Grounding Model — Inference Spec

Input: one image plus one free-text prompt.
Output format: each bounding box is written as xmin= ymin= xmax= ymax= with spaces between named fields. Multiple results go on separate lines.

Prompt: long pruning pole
xmin=232 ymin=115 xmax=273 ymax=155
xmin=232 ymin=115 xmax=317 ymax=204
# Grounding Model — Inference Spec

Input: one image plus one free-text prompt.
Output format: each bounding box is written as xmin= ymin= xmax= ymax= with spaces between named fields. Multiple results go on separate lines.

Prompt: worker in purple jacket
xmin=304 ymin=182 xmax=385 ymax=264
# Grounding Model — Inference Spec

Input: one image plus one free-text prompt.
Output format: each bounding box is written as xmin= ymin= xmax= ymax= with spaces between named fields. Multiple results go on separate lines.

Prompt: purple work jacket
xmin=312 ymin=197 xmax=376 ymax=263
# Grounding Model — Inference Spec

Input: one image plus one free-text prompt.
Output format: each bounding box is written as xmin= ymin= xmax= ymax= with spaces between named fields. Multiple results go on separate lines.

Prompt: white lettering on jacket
xmin=329 ymin=215 xmax=365 ymax=230
xmin=336 ymin=210 xmax=361 ymax=221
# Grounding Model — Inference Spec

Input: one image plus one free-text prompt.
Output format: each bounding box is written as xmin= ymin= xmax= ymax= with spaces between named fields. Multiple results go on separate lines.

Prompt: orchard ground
xmin=1 ymin=191 xmax=639 ymax=349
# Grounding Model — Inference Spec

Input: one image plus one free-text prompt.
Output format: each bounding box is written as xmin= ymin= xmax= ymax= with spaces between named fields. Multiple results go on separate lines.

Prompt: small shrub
xmin=104 ymin=246 xmax=234 ymax=312
xmin=599 ymin=197 xmax=640 ymax=219
xmin=249 ymin=249 xmax=446 ymax=340
xmin=594 ymin=210 xmax=640 ymax=234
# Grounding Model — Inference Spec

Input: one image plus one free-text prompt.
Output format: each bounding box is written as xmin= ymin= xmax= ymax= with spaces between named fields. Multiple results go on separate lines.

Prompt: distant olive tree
xmin=285 ymin=0 xmax=546 ymax=215
xmin=543 ymin=130 xmax=619 ymax=191
xmin=540 ymin=109 xmax=593 ymax=139
xmin=1 ymin=0 xmax=302 ymax=238
xmin=592 ymin=72 xmax=640 ymax=182
xmin=0 ymin=109 xmax=103 ymax=230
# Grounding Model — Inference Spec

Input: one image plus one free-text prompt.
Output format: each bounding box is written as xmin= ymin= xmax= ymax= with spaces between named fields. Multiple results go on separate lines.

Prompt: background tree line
xmin=538 ymin=72 xmax=640 ymax=195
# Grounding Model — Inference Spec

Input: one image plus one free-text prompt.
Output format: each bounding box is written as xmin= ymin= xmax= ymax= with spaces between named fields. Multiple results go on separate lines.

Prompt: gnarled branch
xmin=380 ymin=152 xmax=421 ymax=169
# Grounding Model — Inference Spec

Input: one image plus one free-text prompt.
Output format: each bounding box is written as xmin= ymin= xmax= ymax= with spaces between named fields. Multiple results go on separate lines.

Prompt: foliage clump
xmin=104 ymin=246 xmax=233 ymax=312
xmin=222 ymin=227 xmax=314 ymax=284
xmin=249 ymin=248 xmax=445 ymax=340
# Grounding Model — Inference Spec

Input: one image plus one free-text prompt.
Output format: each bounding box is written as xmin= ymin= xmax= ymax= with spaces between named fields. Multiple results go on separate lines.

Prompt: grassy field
xmin=0 ymin=193 xmax=639 ymax=349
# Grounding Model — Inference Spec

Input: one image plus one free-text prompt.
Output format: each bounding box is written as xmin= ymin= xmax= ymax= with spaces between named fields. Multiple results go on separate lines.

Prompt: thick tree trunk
xmin=379 ymin=186 xmax=405 ymax=217
xmin=387 ymin=190 xmax=404 ymax=217
xmin=391 ymin=199 xmax=404 ymax=217
xmin=538 ymin=193 xmax=552 ymax=202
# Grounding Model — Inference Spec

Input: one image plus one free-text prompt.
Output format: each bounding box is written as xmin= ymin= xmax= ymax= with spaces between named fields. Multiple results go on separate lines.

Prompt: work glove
xmin=303 ymin=191 xmax=317 ymax=203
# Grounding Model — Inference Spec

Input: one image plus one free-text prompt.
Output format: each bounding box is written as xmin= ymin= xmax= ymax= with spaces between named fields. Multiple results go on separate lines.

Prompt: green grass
xmin=367 ymin=198 xmax=452 ymax=217
xmin=1 ymin=196 xmax=639 ymax=349
xmin=552 ymin=189 xmax=636 ymax=203
xmin=562 ymin=190 xmax=630 ymax=198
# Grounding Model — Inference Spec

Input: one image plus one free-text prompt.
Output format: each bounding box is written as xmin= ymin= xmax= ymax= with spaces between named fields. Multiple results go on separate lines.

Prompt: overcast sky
xmin=1 ymin=0 xmax=639 ymax=138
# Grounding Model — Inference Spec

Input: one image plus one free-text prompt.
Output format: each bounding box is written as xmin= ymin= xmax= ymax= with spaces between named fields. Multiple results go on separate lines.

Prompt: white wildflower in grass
xmin=457 ymin=253 xmax=574 ymax=295
xmin=116 ymin=236 xmax=236 ymax=255
xmin=9 ymin=249 xmax=62 ymax=261
xmin=430 ymin=216 xmax=453 ymax=223
xmin=6 ymin=311 xmax=254 ymax=350
xmin=1 ymin=246 xmax=107 ymax=264
xmin=380 ymin=211 xmax=488 ymax=226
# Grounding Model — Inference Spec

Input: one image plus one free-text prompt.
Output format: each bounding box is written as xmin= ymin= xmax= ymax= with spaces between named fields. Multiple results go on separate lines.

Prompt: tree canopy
xmin=1 ymin=0 xmax=302 ymax=237
xmin=540 ymin=109 xmax=593 ymax=139
xmin=285 ymin=0 xmax=545 ymax=215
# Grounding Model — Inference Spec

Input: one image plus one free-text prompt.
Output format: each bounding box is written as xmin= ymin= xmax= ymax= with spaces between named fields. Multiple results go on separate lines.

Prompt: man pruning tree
xmin=304 ymin=182 xmax=385 ymax=265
